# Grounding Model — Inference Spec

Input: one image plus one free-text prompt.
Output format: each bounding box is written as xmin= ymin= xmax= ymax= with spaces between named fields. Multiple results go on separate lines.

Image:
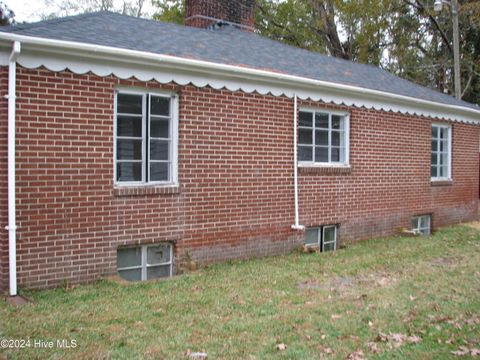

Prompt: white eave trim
xmin=0 ymin=32 xmax=479 ymax=124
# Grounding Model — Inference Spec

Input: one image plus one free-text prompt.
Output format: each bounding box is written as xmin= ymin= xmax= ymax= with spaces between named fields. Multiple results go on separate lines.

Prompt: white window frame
xmin=298 ymin=108 xmax=350 ymax=167
xmin=304 ymin=225 xmax=338 ymax=252
xmin=114 ymin=88 xmax=179 ymax=186
xmin=117 ymin=244 xmax=173 ymax=281
xmin=322 ymin=225 xmax=337 ymax=252
xmin=411 ymin=215 xmax=431 ymax=236
xmin=431 ymin=123 xmax=452 ymax=181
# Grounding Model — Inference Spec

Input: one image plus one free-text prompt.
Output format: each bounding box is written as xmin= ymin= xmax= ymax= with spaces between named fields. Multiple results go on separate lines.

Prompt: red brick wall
xmin=0 ymin=66 xmax=478 ymax=290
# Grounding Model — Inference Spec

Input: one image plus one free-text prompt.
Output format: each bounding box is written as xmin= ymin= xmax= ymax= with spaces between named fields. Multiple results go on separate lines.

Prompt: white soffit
xmin=0 ymin=34 xmax=479 ymax=124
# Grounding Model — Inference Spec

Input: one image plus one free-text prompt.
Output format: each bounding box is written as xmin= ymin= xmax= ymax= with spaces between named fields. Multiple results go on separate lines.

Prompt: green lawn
xmin=1 ymin=224 xmax=479 ymax=359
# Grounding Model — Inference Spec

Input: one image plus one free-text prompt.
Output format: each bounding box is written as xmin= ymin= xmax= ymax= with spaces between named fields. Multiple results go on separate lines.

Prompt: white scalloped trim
xmin=7 ymin=49 xmax=480 ymax=125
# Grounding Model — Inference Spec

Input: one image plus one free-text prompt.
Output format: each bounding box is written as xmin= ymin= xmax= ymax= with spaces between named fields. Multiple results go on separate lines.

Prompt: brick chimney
xmin=185 ymin=0 xmax=256 ymax=31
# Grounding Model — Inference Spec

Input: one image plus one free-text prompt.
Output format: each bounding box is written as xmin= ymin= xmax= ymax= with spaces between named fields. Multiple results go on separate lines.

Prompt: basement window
xmin=411 ymin=215 xmax=431 ymax=236
xmin=305 ymin=225 xmax=338 ymax=252
xmin=117 ymin=243 xmax=172 ymax=281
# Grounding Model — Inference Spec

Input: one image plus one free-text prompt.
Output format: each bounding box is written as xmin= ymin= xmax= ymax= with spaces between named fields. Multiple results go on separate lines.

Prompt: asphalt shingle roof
xmin=1 ymin=11 xmax=478 ymax=110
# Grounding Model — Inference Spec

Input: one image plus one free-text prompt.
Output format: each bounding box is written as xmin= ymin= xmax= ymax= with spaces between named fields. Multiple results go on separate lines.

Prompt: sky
xmin=3 ymin=0 xmax=156 ymax=23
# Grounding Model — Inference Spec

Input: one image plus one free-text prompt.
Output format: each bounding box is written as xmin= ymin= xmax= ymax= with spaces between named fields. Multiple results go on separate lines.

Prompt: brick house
xmin=0 ymin=0 xmax=479 ymax=294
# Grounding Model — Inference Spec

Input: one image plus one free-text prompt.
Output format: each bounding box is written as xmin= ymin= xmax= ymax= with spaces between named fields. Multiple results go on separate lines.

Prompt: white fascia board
xmin=0 ymin=32 xmax=479 ymax=124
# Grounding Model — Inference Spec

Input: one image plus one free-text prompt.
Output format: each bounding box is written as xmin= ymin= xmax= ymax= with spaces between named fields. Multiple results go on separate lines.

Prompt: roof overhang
xmin=0 ymin=32 xmax=479 ymax=124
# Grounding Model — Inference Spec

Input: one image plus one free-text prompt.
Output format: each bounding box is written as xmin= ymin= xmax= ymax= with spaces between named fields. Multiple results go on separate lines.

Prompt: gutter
xmin=291 ymin=94 xmax=304 ymax=231
xmin=0 ymin=33 xmax=478 ymax=122
xmin=5 ymin=40 xmax=20 ymax=296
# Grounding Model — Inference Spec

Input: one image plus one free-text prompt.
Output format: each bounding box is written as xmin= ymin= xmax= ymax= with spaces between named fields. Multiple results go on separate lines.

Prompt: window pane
xmin=332 ymin=115 xmax=342 ymax=129
xmin=150 ymin=162 xmax=169 ymax=181
xmin=150 ymin=140 xmax=169 ymax=161
xmin=440 ymin=152 xmax=448 ymax=167
xmin=305 ymin=228 xmax=319 ymax=246
xmin=432 ymin=126 xmax=438 ymax=138
xmin=339 ymin=147 xmax=346 ymax=163
xmin=117 ymin=116 xmax=142 ymax=137
xmin=431 ymin=165 xmax=437 ymax=177
xmin=439 ymin=140 xmax=447 ymax=152
xmin=323 ymin=226 xmax=336 ymax=242
xmin=315 ymin=147 xmax=328 ymax=162
xmin=117 ymin=94 xmax=143 ymax=114
xmin=147 ymin=265 xmax=171 ymax=280
xmin=315 ymin=130 xmax=328 ymax=146
xmin=431 ymin=140 xmax=438 ymax=152
xmin=411 ymin=217 xmax=419 ymax=229
xmin=331 ymin=147 xmax=340 ymax=162
xmin=117 ymin=139 xmax=142 ymax=160
xmin=431 ymin=153 xmax=437 ymax=166
xmin=147 ymin=244 xmax=171 ymax=265
xmin=298 ymin=146 xmax=313 ymax=161
xmin=299 ymin=111 xmax=313 ymax=127
xmin=331 ymin=131 xmax=341 ymax=146
xmin=315 ymin=113 xmax=329 ymax=128
xmin=440 ymin=165 xmax=448 ymax=178
xmin=150 ymin=119 xmax=169 ymax=138
xmin=118 ymin=269 xmax=142 ymax=281
xmin=420 ymin=216 xmax=429 ymax=229
xmin=117 ymin=162 xmax=142 ymax=182
xmin=323 ymin=242 xmax=336 ymax=252
xmin=150 ymin=96 xmax=170 ymax=116
xmin=439 ymin=127 xmax=446 ymax=139
xmin=299 ymin=129 xmax=313 ymax=144
xmin=117 ymin=247 xmax=142 ymax=268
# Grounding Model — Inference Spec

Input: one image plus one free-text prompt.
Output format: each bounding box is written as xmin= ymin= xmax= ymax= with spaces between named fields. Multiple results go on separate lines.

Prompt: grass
xmin=1 ymin=224 xmax=479 ymax=359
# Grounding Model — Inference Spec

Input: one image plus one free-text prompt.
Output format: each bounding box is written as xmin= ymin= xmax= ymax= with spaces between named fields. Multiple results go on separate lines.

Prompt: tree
xmin=40 ymin=0 xmax=147 ymax=19
xmin=152 ymin=0 xmax=184 ymax=23
xmin=0 ymin=1 xmax=15 ymax=25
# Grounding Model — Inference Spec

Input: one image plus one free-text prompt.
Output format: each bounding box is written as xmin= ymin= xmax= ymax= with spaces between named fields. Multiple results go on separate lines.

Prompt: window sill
xmin=113 ymin=184 xmax=180 ymax=197
xmin=430 ymin=179 xmax=453 ymax=187
xmin=298 ymin=163 xmax=351 ymax=175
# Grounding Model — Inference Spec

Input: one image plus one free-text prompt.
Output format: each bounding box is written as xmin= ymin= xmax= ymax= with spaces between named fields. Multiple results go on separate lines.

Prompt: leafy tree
xmin=0 ymin=1 xmax=15 ymax=25
xmin=152 ymin=0 xmax=184 ymax=23
xmin=40 ymin=0 xmax=147 ymax=19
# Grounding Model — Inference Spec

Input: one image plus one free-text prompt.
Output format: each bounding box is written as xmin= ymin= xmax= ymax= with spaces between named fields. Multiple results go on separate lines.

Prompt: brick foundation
xmin=0 ymin=66 xmax=478 ymax=290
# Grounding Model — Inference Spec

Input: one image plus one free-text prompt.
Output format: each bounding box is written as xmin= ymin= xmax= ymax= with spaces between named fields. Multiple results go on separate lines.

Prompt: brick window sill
xmin=430 ymin=179 xmax=453 ymax=187
xmin=299 ymin=164 xmax=352 ymax=175
xmin=113 ymin=185 xmax=180 ymax=197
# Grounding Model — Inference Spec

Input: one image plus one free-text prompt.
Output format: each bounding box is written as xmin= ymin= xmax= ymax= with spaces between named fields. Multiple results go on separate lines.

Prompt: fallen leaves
xmin=375 ymin=332 xmax=422 ymax=349
xmin=366 ymin=342 xmax=380 ymax=354
xmin=346 ymin=350 xmax=365 ymax=360
xmin=451 ymin=346 xmax=480 ymax=357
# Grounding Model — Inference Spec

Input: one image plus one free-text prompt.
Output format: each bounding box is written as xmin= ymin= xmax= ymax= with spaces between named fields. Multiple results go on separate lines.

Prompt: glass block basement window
xmin=117 ymin=244 xmax=172 ymax=281
xmin=411 ymin=215 xmax=431 ymax=236
xmin=304 ymin=225 xmax=338 ymax=252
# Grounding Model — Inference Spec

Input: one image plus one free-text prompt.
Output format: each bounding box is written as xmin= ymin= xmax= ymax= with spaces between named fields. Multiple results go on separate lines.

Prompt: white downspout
xmin=6 ymin=41 xmax=20 ymax=296
xmin=291 ymin=94 xmax=304 ymax=231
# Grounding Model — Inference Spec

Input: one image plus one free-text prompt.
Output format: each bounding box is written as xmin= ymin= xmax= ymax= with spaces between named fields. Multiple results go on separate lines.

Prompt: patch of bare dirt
xmin=298 ymin=271 xmax=396 ymax=293
xmin=430 ymin=256 xmax=463 ymax=267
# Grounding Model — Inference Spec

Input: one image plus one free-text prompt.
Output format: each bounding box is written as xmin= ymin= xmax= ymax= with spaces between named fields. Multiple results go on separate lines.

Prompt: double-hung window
xmin=298 ymin=110 xmax=349 ymax=165
xmin=115 ymin=90 xmax=178 ymax=185
xmin=431 ymin=124 xmax=451 ymax=180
